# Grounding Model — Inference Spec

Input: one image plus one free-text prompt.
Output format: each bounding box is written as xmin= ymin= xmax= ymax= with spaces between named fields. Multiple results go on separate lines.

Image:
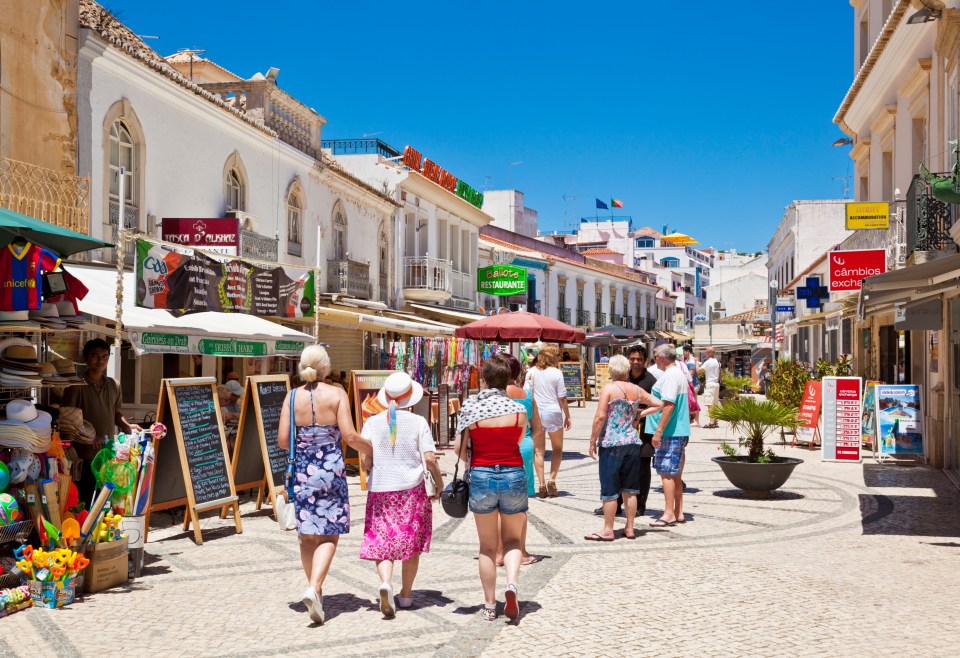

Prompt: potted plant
xmin=709 ymin=396 xmax=803 ymax=496
xmin=766 ymin=359 xmax=809 ymax=408
xmin=720 ymin=371 xmax=753 ymax=400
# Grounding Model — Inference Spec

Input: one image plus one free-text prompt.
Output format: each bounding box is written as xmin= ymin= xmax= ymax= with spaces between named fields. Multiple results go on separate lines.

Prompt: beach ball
xmin=0 ymin=462 xmax=9 ymax=492
xmin=0 ymin=493 xmax=19 ymax=525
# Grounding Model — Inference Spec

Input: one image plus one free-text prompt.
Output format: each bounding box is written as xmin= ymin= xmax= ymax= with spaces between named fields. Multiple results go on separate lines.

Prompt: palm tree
xmin=709 ymin=397 xmax=799 ymax=463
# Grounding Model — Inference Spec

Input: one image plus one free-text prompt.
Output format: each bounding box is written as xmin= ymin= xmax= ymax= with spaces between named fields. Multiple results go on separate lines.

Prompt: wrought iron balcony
xmin=907 ymin=173 xmax=957 ymax=254
xmin=321 ymin=138 xmax=401 ymax=159
xmin=529 ymin=300 xmax=542 ymax=314
xmin=577 ymin=309 xmax=591 ymax=326
xmin=611 ymin=313 xmax=623 ymax=327
xmin=327 ymin=258 xmax=372 ymax=299
xmin=646 ymin=318 xmax=657 ymax=330
xmin=558 ymin=307 xmax=571 ymax=324
xmin=632 ymin=317 xmax=640 ymax=330
xmin=402 ymin=256 xmax=452 ymax=302
xmin=595 ymin=312 xmax=607 ymax=326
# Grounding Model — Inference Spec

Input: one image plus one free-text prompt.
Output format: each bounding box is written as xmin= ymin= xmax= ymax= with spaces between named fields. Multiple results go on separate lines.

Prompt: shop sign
xmin=162 ymin=218 xmax=239 ymax=256
xmin=753 ymin=313 xmax=770 ymax=322
xmin=875 ymin=384 xmax=924 ymax=456
xmin=139 ymin=332 xmax=190 ymax=351
xmin=796 ymin=276 xmax=829 ymax=308
xmin=274 ymin=340 xmax=306 ymax=353
xmin=693 ymin=314 xmax=707 ymax=322
xmin=845 ymin=201 xmax=890 ymax=230
xmin=129 ymin=333 xmax=309 ymax=357
xmin=795 ymin=381 xmax=822 ymax=444
xmin=477 ymin=264 xmax=528 ymax=296
xmin=828 ymin=249 xmax=886 ymax=292
xmin=821 ymin=376 xmax=863 ymax=462
xmin=894 ymin=299 xmax=941 ymax=331
xmin=402 ymin=146 xmax=484 ymax=209
xmin=198 ymin=338 xmax=268 ymax=357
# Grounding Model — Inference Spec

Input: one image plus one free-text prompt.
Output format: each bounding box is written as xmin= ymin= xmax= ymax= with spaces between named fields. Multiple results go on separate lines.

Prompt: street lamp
xmin=769 ymin=279 xmax=779 ymax=366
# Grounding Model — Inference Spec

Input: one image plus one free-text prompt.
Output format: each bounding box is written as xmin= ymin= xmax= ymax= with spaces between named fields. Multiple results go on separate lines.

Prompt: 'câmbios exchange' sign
xmin=828 ymin=249 xmax=886 ymax=292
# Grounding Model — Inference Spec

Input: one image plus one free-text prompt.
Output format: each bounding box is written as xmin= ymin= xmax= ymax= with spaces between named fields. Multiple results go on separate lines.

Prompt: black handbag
xmin=440 ymin=432 xmax=469 ymax=518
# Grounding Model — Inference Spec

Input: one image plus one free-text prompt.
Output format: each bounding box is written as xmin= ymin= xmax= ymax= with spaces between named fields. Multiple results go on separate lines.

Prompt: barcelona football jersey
xmin=0 ymin=241 xmax=61 ymax=311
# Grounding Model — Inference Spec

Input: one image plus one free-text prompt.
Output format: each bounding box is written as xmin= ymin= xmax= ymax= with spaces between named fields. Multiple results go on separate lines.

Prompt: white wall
xmin=766 ymin=200 xmax=850 ymax=288
xmin=481 ymin=190 xmax=537 ymax=238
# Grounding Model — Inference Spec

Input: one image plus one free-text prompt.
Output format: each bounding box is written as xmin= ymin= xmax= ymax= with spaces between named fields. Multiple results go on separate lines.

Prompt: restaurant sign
xmin=477 ymin=265 xmax=528 ymax=296
xmin=128 ymin=332 xmax=308 ymax=357
xmin=402 ymin=146 xmax=484 ymax=209
xmin=161 ymin=218 xmax=239 ymax=256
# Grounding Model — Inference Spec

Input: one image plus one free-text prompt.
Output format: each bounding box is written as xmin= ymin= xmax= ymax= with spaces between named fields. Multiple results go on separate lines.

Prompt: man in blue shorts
xmin=646 ymin=343 xmax=690 ymax=526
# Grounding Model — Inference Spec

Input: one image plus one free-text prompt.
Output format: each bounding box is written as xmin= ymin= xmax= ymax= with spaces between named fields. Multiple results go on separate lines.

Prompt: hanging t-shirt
xmin=0 ymin=242 xmax=61 ymax=311
xmin=47 ymin=268 xmax=90 ymax=314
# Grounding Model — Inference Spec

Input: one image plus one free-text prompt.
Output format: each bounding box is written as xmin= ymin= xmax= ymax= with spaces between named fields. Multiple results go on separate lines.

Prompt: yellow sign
xmin=845 ymin=202 xmax=889 ymax=229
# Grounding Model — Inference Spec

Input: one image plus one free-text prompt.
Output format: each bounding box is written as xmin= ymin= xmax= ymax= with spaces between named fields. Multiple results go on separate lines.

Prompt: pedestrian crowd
xmin=276 ymin=341 xmax=723 ymax=626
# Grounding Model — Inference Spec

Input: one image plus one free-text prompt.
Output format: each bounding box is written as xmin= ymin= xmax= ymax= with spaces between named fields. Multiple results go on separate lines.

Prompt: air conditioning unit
xmin=225 ymin=210 xmax=257 ymax=231
xmin=713 ymin=301 xmax=725 ymax=311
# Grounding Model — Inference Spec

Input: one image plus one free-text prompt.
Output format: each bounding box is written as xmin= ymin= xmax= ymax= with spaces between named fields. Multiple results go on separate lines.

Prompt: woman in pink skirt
xmin=360 ymin=372 xmax=443 ymax=617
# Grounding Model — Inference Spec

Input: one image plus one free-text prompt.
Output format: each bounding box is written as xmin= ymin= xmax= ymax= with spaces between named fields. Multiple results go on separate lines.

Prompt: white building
xmin=325 ymin=140 xmax=490 ymax=318
xmin=765 ymin=200 xmax=851 ymax=290
xmin=481 ymin=190 xmax=538 ymax=238
xmin=707 ymin=252 xmax=769 ymax=319
xmin=631 ymin=226 xmax=713 ymax=324
xmin=74 ymin=2 xmax=403 ymax=414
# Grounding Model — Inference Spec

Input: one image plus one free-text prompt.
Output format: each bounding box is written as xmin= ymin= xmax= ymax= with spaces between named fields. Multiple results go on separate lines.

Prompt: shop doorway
xmin=879 ymin=326 xmax=911 ymax=385
xmin=947 ymin=297 xmax=960 ymax=483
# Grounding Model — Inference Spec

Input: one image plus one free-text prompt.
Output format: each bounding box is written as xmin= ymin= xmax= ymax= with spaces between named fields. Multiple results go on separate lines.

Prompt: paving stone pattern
xmin=4 ymin=401 xmax=960 ymax=657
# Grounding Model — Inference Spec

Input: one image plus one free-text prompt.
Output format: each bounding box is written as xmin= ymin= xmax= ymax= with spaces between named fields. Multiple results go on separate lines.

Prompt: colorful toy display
xmin=0 ymin=585 xmax=32 ymax=618
xmin=0 ymin=461 xmax=9 ymax=492
xmin=0 ymin=492 xmax=20 ymax=525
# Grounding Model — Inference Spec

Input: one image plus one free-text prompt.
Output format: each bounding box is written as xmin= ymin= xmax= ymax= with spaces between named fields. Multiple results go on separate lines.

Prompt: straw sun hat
xmin=376 ymin=372 xmax=424 ymax=410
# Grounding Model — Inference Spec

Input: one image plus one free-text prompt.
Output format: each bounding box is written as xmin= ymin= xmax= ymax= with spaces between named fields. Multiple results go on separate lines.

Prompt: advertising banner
xmin=161 ymin=218 xmax=239 ymax=256
xmin=821 ymin=376 xmax=862 ymax=462
xmin=795 ymin=380 xmax=822 ymax=445
xmin=135 ymin=239 xmax=314 ymax=318
xmin=875 ymin=385 xmax=924 ymax=456
xmin=860 ymin=381 xmax=882 ymax=448
xmin=828 ymin=249 xmax=886 ymax=292
xmin=845 ymin=202 xmax=890 ymax=230
xmin=477 ymin=264 xmax=528 ymax=296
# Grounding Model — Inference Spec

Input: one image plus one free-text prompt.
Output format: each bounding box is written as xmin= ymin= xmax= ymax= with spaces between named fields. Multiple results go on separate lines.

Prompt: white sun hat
xmin=376 ymin=371 xmax=424 ymax=410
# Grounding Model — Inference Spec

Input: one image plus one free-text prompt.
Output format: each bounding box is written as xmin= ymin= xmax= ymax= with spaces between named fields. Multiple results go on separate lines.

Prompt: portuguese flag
xmin=611 ymin=198 xmax=623 ymax=208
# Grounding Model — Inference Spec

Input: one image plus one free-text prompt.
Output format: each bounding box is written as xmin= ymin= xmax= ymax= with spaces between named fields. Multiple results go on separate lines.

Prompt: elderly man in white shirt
xmin=700 ymin=347 xmax=721 ymax=428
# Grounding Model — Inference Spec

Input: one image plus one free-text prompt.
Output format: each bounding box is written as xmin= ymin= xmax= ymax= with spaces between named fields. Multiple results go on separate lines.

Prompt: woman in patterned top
xmin=586 ymin=355 xmax=662 ymax=541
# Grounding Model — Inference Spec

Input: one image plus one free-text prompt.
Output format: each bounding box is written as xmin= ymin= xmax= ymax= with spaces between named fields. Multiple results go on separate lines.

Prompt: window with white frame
xmin=635 ymin=237 xmax=654 ymax=248
xmin=109 ymin=120 xmax=136 ymax=208
xmin=226 ymin=168 xmax=245 ymax=212
xmin=287 ymin=192 xmax=302 ymax=254
xmin=333 ymin=206 xmax=347 ymax=259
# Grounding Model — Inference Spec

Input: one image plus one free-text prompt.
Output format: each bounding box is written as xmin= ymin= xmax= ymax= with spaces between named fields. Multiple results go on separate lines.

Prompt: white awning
xmin=860 ymin=254 xmax=960 ymax=317
xmin=301 ymin=305 xmax=454 ymax=336
xmin=408 ymin=303 xmax=487 ymax=324
xmin=70 ymin=264 xmax=315 ymax=356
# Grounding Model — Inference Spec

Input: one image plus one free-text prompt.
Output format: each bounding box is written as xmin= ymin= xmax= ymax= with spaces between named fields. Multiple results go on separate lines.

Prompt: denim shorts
xmin=598 ymin=444 xmax=642 ymax=501
xmin=468 ymin=466 xmax=528 ymax=515
xmin=653 ymin=436 xmax=689 ymax=476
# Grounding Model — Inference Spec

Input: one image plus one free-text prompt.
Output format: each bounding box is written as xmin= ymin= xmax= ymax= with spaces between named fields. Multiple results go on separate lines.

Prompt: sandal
xmin=521 ymin=554 xmax=543 ymax=565
xmin=546 ymin=481 xmax=559 ymax=497
xmin=584 ymin=532 xmax=615 ymax=542
xmin=649 ymin=518 xmax=676 ymax=527
xmin=537 ymin=486 xmax=549 ymax=499
xmin=480 ymin=605 xmax=497 ymax=621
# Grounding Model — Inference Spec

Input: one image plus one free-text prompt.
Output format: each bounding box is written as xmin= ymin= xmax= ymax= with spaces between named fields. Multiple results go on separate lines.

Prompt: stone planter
xmin=712 ymin=456 xmax=803 ymax=497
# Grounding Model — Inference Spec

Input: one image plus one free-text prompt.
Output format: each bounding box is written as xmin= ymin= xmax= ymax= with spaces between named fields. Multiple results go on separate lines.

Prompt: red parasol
xmin=454 ymin=311 xmax=585 ymax=343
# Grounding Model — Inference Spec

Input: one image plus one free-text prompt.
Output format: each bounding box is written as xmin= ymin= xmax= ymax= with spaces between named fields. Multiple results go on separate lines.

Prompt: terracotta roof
xmin=479 ymin=235 xmax=544 ymax=259
xmin=79 ymin=0 xmax=275 ymax=136
xmin=632 ymin=226 xmax=663 ymax=238
xmin=715 ymin=306 xmax=768 ymax=324
xmin=581 ymin=247 xmax=621 ymax=255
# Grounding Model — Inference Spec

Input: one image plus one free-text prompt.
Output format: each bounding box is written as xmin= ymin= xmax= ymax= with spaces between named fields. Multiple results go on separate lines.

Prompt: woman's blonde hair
xmin=537 ymin=344 xmax=559 ymax=368
xmin=299 ymin=344 xmax=331 ymax=383
xmin=608 ymin=354 xmax=630 ymax=381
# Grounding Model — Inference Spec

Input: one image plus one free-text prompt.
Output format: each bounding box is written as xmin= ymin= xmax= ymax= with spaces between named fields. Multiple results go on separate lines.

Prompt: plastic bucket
xmin=121 ymin=515 xmax=146 ymax=578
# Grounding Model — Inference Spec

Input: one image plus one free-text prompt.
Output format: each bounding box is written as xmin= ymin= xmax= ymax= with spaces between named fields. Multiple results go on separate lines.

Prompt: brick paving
xmin=3 ymin=401 xmax=960 ymax=657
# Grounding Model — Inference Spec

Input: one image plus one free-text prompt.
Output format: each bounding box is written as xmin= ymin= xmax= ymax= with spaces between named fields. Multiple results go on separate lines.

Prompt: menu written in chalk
xmin=174 ymin=384 xmax=233 ymax=505
xmin=257 ymin=380 xmax=289 ymax=482
xmin=559 ymin=362 xmax=584 ymax=400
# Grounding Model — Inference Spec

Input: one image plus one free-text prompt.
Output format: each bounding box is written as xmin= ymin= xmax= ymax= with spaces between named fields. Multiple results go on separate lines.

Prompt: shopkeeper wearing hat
xmin=60 ymin=338 xmax=141 ymax=503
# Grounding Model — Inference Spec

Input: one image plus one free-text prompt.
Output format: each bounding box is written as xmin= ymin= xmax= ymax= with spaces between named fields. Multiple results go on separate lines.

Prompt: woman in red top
xmin=454 ymin=354 xmax=528 ymax=622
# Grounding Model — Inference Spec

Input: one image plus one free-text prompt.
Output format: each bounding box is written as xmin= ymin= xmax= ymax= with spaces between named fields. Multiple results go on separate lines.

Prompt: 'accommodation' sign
xmin=403 ymin=146 xmax=484 ymax=209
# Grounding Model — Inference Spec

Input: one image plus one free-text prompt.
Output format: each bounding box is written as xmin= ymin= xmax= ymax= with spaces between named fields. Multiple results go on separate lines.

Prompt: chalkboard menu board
xmin=231 ymin=375 xmax=290 ymax=518
xmin=559 ymin=361 xmax=585 ymax=403
xmin=437 ymin=384 xmax=450 ymax=446
xmin=147 ymin=378 xmax=242 ymax=545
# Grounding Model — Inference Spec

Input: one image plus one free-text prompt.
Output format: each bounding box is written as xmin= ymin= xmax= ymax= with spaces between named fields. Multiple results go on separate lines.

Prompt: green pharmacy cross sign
xmin=477 ymin=265 xmax=528 ymax=296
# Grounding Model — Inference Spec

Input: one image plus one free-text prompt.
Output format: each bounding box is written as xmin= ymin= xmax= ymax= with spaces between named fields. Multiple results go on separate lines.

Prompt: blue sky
xmin=108 ymin=1 xmax=854 ymax=253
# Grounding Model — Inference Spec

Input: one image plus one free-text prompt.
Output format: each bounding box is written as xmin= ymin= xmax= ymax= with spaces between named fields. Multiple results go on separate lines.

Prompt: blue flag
xmin=596 ymin=198 xmax=609 ymax=210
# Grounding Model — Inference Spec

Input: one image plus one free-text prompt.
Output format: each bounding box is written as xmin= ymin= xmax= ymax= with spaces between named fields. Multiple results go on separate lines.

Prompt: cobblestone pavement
xmin=4 ymin=401 xmax=960 ymax=657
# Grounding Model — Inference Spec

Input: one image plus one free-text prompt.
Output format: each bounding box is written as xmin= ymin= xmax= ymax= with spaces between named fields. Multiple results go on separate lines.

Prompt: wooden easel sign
xmin=229 ymin=375 xmax=290 ymax=520
xmin=559 ymin=361 xmax=585 ymax=407
xmin=147 ymin=377 xmax=242 ymax=545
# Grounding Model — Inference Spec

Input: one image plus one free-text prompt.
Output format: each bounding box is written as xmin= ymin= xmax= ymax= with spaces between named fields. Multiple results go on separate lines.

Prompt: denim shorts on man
xmin=653 ymin=436 xmax=689 ymax=476
xmin=598 ymin=443 xmax=642 ymax=500
xmin=468 ymin=466 xmax=528 ymax=515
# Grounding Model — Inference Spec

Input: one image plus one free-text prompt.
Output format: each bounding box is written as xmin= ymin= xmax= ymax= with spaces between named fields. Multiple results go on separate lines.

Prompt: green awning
xmin=0 ymin=206 xmax=113 ymax=257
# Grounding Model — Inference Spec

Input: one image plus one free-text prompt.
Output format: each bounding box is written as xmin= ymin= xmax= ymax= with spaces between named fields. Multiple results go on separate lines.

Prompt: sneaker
xmin=480 ymin=604 xmax=497 ymax=621
xmin=504 ymin=584 xmax=520 ymax=620
xmin=302 ymin=587 xmax=324 ymax=624
xmin=379 ymin=582 xmax=396 ymax=618
xmin=396 ymin=596 xmax=413 ymax=609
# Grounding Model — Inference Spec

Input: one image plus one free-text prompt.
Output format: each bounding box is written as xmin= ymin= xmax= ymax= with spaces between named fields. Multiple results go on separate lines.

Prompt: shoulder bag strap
xmin=286 ymin=388 xmax=297 ymax=496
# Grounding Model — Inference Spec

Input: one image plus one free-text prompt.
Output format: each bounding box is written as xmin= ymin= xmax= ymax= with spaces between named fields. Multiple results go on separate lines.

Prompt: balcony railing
xmin=646 ymin=318 xmax=657 ymax=330
xmin=558 ymin=307 xmax=571 ymax=324
xmin=632 ymin=317 xmax=640 ymax=330
xmin=450 ymin=270 xmax=472 ymax=301
xmin=327 ymin=258 xmax=372 ymax=299
xmin=403 ymin=256 xmax=451 ymax=293
xmin=321 ymin=138 xmax=401 ymax=159
xmin=611 ymin=313 xmax=623 ymax=327
xmin=378 ymin=273 xmax=389 ymax=303
xmin=577 ymin=309 xmax=591 ymax=326
xmin=0 ymin=156 xmax=89 ymax=235
xmin=907 ymin=173 xmax=957 ymax=254
xmin=528 ymin=300 xmax=542 ymax=314
xmin=595 ymin=312 xmax=607 ymax=326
